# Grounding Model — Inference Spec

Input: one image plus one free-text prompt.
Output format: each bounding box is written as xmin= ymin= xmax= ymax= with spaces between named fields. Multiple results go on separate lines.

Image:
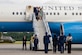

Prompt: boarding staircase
xmin=25 ymin=6 xmax=52 ymax=50
xmin=32 ymin=13 xmax=52 ymax=50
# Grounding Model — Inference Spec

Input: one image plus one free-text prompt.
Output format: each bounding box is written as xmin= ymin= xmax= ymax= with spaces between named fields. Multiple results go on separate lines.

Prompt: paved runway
xmin=0 ymin=44 xmax=82 ymax=55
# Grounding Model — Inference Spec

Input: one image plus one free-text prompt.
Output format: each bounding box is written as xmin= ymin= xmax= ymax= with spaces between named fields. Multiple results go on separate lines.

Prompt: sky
xmin=0 ymin=0 xmax=82 ymax=5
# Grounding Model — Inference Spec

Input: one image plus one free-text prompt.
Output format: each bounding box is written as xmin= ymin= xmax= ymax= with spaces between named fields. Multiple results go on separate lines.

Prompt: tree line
xmin=3 ymin=32 xmax=34 ymax=41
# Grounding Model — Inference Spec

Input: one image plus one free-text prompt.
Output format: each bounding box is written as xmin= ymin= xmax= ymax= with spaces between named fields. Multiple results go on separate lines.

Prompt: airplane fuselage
xmin=0 ymin=5 xmax=82 ymax=43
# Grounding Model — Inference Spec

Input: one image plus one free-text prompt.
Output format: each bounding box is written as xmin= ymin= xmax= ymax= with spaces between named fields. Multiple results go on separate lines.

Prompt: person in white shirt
xmin=66 ymin=33 xmax=72 ymax=54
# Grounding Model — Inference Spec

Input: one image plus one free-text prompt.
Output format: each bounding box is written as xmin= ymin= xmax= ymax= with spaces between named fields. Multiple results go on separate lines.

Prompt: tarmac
xmin=0 ymin=44 xmax=82 ymax=55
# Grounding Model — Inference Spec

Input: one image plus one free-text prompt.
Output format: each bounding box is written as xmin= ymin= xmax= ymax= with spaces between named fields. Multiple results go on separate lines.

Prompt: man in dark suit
xmin=34 ymin=7 xmax=39 ymax=21
xmin=34 ymin=35 xmax=39 ymax=51
xmin=43 ymin=32 xmax=50 ymax=53
xmin=59 ymin=33 xmax=66 ymax=53
xmin=22 ymin=36 xmax=27 ymax=50
xmin=53 ymin=34 xmax=58 ymax=53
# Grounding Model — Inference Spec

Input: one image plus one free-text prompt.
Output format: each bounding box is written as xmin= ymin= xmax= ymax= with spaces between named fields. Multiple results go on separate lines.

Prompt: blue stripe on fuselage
xmin=0 ymin=22 xmax=33 ymax=32
xmin=0 ymin=22 xmax=60 ymax=33
xmin=0 ymin=22 xmax=82 ymax=43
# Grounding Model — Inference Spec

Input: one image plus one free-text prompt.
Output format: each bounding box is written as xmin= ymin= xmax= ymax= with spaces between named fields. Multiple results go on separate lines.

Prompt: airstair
xmin=33 ymin=13 xmax=52 ymax=50
xmin=25 ymin=6 xmax=52 ymax=50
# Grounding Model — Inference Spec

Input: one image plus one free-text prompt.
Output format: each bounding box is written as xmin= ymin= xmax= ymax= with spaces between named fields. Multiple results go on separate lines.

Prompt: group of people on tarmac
xmin=52 ymin=33 xmax=72 ymax=54
xmin=30 ymin=34 xmax=39 ymax=51
xmin=34 ymin=7 xmax=43 ymax=21
xmin=29 ymin=32 xmax=51 ymax=52
xmin=22 ymin=34 xmax=39 ymax=51
xmin=22 ymin=32 xmax=72 ymax=54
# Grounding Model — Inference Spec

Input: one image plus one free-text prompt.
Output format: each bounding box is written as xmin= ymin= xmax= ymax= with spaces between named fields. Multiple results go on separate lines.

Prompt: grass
xmin=15 ymin=41 xmax=30 ymax=44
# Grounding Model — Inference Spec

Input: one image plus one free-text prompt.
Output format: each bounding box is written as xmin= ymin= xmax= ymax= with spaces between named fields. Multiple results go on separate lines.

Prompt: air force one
xmin=0 ymin=0 xmax=82 ymax=44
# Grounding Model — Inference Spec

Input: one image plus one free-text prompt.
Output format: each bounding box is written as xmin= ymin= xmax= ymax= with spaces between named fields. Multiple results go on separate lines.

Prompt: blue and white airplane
xmin=0 ymin=0 xmax=82 ymax=44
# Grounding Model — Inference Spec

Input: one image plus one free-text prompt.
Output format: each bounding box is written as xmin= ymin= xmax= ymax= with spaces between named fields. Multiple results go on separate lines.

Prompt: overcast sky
xmin=0 ymin=0 xmax=82 ymax=5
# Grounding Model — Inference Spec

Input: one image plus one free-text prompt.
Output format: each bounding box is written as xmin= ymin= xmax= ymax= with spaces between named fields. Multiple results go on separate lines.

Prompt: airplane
xmin=0 ymin=0 xmax=82 ymax=44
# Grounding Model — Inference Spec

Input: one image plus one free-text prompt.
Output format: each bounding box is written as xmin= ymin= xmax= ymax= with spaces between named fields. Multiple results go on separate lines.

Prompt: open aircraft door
xmin=25 ymin=6 xmax=33 ymax=21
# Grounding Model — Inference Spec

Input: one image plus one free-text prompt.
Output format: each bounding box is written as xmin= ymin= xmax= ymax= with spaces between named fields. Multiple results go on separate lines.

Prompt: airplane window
xmin=20 ymin=12 xmax=22 ymax=15
xmin=76 ymin=13 xmax=78 ymax=15
xmin=24 ymin=12 xmax=25 ymax=15
xmin=16 ymin=12 xmax=18 ymax=15
xmin=72 ymin=13 xmax=74 ymax=15
xmin=46 ymin=12 xmax=48 ymax=15
xmin=54 ymin=13 xmax=56 ymax=15
xmin=65 ymin=13 xmax=67 ymax=15
xmin=57 ymin=12 xmax=59 ymax=15
xmin=80 ymin=13 xmax=81 ymax=15
xmin=12 ymin=12 xmax=15 ymax=15
xmin=50 ymin=13 xmax=52 ymax=15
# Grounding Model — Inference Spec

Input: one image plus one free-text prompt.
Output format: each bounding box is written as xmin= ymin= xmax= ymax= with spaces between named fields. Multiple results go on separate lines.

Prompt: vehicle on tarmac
xmin=0 ymin=36 xmax=15 ymax=43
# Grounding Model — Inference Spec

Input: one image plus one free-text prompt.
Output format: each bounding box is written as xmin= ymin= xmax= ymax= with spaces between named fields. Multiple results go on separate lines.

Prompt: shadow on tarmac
xmin=0 ymin=48 xmax=82 ymax=51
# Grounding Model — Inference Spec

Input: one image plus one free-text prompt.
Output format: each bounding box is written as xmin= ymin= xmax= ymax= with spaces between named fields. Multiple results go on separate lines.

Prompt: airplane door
xmin=25 ymin=6 xmax=33 ymax=21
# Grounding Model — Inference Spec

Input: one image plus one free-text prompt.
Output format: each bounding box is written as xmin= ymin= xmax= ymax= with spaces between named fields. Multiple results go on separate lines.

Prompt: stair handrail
xmin=32 ymin=12 xmax=52 ymax=36
xmin=32 ymin=13 xmax=36 ymax=28
xmin=42 ymin=13 xmax=52 ymax=36
xmin=42 ymin=13 xmax=53 ymax=48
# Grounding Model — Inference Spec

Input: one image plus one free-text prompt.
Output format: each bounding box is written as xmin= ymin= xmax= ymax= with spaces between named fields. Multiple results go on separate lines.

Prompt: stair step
xmin=33 ymin=13 xmax=52 ymax=50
